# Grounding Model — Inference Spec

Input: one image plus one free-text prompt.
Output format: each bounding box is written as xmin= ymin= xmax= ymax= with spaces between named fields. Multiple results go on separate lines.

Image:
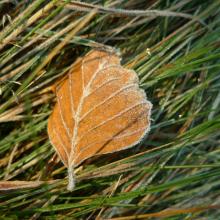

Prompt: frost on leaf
xmin=47 ymin=49 xmax=152 ymax=191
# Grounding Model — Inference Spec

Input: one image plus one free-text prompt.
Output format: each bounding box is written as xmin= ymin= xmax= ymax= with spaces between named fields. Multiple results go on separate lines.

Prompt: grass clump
xmin=0 ymin=0 xmax=220 ymax=219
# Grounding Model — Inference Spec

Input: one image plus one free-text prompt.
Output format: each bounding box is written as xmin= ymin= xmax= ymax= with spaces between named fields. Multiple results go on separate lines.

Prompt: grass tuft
xmin=0 ymin=0 xmax=220 ymax=219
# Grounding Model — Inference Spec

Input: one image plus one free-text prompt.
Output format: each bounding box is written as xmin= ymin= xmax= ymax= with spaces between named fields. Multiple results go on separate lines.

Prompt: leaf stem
xmin=67 ymin=166 xmax=75 ymax=191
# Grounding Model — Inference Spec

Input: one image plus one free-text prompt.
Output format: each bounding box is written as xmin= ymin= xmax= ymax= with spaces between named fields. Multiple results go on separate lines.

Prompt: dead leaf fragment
xmin=47 ymin=49 xmax=152 ymax=190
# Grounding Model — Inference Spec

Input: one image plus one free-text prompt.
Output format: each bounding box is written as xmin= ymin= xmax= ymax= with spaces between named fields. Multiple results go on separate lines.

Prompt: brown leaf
xmin=47 ymin=49 xmax=152 ymax=190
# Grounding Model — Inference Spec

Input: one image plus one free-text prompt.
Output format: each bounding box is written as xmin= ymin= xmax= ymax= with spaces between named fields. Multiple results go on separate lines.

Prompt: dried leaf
xmin=48 ymin=49 xmax=152 ymax=190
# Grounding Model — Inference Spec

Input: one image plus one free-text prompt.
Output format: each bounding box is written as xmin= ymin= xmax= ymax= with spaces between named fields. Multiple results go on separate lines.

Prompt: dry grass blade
xmin=0 ymin=1 xmax=56 ymax=51
xmin=108 ymin=205 xmax=220 ymax=219
xmin=64 ymin=0 xmax=204 ymax=25
xmin=0 ymin=180 xmax=54 ymax=191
